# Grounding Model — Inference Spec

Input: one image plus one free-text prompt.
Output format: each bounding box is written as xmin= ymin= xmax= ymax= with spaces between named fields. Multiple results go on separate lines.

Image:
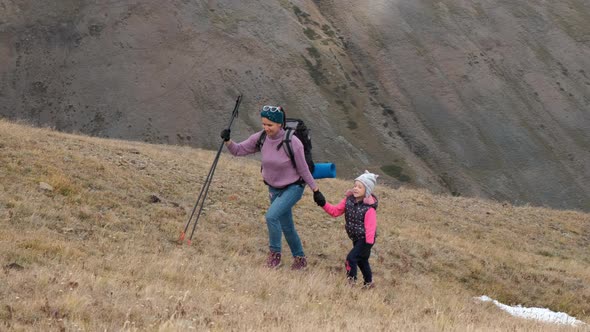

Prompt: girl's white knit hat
xmin=355 ymin=170 xmax=378 ymax=197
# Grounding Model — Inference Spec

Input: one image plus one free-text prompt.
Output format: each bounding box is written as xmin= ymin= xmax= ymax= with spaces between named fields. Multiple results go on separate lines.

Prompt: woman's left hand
xmin=313 ymin=190 xmax=326 ymax=207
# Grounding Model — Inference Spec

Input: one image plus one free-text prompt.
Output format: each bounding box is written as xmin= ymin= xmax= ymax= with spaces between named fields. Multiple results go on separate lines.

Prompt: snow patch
xmin=476 ymin=295 xmax=586 ymax=326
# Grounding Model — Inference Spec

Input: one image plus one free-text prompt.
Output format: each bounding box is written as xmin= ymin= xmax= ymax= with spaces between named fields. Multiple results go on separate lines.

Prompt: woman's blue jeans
xmin=266 ymin=183 xmax=305 ymax=257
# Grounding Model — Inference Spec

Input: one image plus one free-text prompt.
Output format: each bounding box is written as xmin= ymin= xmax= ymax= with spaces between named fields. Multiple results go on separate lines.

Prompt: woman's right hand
xmin=220 ymin=128 xmax=231 ymax=142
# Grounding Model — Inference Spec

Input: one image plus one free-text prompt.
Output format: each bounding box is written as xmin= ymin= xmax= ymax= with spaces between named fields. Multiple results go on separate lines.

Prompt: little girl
xmin=313 ymin=170 xmax=378 ymax=288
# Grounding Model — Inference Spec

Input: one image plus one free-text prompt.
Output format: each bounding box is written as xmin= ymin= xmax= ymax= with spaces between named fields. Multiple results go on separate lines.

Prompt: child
xmin=313 ymin=170 xmax=378 ymax=288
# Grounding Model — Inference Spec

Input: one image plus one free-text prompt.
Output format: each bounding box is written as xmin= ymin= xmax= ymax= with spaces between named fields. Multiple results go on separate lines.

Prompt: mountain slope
xmin=315 ymin=0 xmax=590 ymax=209
xmin=1 ymin=119 xmax=589 ymax=330
xmin=1 ymin=0 xmax=589 ymax=211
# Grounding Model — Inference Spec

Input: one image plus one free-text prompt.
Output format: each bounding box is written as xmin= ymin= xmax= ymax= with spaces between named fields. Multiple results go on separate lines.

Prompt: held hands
xmin=313 ymin=190 xmax=326 ymax=207
xmin=220 ymin=128 xmax=231 ymax=142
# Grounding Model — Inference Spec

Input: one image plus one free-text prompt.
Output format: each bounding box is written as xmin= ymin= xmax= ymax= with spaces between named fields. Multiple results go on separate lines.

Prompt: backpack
xmin=256 ymin=118 xmax=315 ymax=174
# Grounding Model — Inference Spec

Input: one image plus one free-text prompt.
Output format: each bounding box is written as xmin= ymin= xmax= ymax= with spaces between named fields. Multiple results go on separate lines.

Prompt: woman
xmin=220 ymin=105 xmax=320 ymax=270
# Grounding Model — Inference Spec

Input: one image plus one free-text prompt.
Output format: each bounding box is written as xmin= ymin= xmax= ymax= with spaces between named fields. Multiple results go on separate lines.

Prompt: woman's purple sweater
xmin=227 ymin=129 xmax=318 ymax=191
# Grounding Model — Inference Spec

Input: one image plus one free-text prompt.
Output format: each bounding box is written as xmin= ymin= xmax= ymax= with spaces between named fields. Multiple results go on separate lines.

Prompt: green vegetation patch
xmin=293 ymin=5 xmax=312 ymax=24
xmin=303 ymin=27 xmax=320 ymax=40
xmin=321 ymin=24 xmax=336 ymax=37
xmin=381 ymin=164 xmax=411 ymax=182
xmin=303 ymin=56 xmax=328 ymax=85
xmin=292 ymin=5 xmax=306 ymax=18
xmin=306 ymin=46 xmax=320 ymax=59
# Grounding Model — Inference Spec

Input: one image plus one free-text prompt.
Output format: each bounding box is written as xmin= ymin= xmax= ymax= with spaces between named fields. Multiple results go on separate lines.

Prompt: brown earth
xmin=1 ymin=0 xmax=589 ymax=211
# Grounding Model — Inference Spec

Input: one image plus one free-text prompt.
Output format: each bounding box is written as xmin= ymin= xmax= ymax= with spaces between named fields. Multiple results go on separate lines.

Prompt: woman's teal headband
xmin=260 ymin=105 xmax=284 ymax=125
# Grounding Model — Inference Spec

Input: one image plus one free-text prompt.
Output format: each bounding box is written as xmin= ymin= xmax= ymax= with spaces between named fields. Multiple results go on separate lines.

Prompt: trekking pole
xmin=179 ymin=94 xmax=242 ymax=245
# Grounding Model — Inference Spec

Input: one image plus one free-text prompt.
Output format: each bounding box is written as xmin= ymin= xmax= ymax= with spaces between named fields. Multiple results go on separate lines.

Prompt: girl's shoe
xmin=347 ymin=277 xmax=357 ymax=287
xmin=291 ymin=256 xmax=307 ymax=270
xmin=362 ymin=282 xmax=375 ymax=289
xmin=267 ymin=251 xmax=282 ymax=268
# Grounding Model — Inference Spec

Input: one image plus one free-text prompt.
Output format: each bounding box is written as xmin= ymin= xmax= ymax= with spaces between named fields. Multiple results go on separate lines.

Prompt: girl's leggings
xmin=346 ymin=239 xmax=373 ymax=283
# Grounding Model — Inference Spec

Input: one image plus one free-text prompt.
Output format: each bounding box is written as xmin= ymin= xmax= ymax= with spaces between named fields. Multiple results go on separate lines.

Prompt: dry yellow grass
xmin=1 ymin=118 xmax=589 ymax=331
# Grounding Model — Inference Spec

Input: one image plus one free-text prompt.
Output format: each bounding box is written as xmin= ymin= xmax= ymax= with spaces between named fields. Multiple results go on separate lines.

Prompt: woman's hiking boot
xmin=266 ymin=251 xmax=282 ymax=268
xmin=291 ymin=256 xmax=307 ymax=270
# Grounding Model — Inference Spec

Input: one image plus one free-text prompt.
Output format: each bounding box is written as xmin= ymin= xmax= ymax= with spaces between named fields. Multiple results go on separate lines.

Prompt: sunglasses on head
xmin=262 ymin=105 xmax=282 ymax=112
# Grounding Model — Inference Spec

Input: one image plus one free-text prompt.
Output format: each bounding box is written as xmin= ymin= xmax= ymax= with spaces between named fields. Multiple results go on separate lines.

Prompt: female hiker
xmin=313 ymin=170 xmax=378 ymax=288
xmin=220 ymin=105 xmax=320 ymax=270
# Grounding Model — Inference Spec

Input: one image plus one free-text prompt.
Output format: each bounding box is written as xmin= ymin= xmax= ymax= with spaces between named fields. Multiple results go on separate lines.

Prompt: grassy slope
xmin=0 ymin=119 xmax=589 ymax=331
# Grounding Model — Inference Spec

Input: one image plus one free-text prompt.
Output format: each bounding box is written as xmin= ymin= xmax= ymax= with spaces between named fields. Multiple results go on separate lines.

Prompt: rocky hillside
xmin=1 ymin=0 xmax=589 ymax=211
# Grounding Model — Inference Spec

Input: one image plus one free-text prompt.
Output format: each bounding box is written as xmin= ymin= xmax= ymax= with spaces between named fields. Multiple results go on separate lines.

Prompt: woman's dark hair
xmin=279 ymin=106 xmax=286 ymax=127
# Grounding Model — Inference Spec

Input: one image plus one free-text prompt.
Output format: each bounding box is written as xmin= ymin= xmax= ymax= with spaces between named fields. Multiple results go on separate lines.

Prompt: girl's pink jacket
xmin=322 ymin=191 xmax=377 ymax=244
